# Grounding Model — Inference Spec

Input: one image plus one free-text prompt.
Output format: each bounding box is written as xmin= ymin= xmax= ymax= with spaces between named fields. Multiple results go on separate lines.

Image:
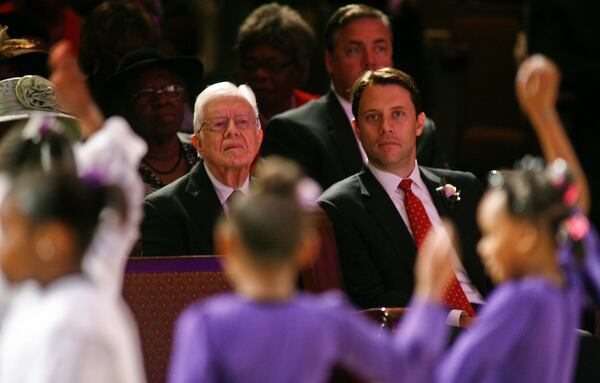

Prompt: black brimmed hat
xmin=102 ymin=48 xmax=204 ymax=100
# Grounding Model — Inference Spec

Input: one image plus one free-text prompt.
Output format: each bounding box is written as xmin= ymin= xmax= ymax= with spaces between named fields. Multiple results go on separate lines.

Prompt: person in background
xmin=262 ymin=3 xmax=445 ymax=190
xmin=141 ymin=82 xmax=263 ymax=256
xmin=319 ymin=67 xmax=490 ymax=315
xmin=102 ymin=48 xmax=203 ymax=196
xmin=78 ymin=0 xmax=160 ymax=103
xmin=235 ymin=2 xmax=317 ymax=126
xmin=168 ymin=156 xmax=455 ymax=383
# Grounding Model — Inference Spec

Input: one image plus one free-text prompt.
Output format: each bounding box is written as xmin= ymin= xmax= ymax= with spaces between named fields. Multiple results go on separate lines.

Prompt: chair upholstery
xmin=301 ymin=207 xmax=345 ymax=292
xmin=122 ymin=256 xmax=231 ymax=383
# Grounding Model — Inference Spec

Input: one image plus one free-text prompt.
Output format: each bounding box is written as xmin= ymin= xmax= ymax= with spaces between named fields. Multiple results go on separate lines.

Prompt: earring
xmin=35 ymin=237 xmax=55 ymax=262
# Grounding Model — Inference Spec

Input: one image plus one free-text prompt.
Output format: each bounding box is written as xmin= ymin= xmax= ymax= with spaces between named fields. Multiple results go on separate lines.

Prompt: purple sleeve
xmin=392 ymin=298 xmax=453 ymax=382
xmin=334 ymin=297 xmax=449 ymax=383
xmin=436 ymin=287 xmax=532 ymax=382
xmin=168 ymin=308 xmax=217 ymax=383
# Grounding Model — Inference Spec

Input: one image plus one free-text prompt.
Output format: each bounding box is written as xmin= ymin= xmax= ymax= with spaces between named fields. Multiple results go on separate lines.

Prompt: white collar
xmin=331 ymin=84 xmax=354 ymax=125
xmin=203 ymin=162 xmax=250 ymax=206
xmin=367 ymin=160 xmax=428 ymax=195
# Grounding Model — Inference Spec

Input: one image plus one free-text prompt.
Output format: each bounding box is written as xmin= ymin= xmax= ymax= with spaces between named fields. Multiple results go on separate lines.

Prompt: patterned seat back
xmin=123 ymin=256 xmax=231 ymax=383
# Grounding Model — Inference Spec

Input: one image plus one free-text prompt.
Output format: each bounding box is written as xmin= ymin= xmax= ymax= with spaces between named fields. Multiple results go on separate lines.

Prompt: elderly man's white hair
xmin=193 ymin=82 xmax=259 ymax=133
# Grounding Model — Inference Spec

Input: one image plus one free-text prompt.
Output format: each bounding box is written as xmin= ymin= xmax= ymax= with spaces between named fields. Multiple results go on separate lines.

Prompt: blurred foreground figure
xmin=425 ymin=55 xmax=600 ymax=383
xmin=0 ymin=41 xmax=146 ymax=383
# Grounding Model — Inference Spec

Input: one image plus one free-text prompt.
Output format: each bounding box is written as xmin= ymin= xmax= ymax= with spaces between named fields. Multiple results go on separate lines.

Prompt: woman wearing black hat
xmin=103 ymin=48 xmax=203 ymax=196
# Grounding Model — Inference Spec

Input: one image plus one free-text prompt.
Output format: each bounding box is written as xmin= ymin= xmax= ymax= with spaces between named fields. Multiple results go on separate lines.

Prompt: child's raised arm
xmin=49 ymin=40 xmax=105 ymax=139
xmin=515 ymin=54 xmax=590 ymax=213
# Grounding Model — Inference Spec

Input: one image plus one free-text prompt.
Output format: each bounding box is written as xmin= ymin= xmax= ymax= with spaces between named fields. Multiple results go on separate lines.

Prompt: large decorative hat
xmin=102 ymin=48 xmax=204 ymax=100
xmin=0 ymin=75 xmax=75 ymax=124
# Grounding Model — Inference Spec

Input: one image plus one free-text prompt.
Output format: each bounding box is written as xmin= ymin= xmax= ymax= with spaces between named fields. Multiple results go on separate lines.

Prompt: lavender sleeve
xmin=334 ymin=297 xmax=449 ymax=383
xmin=168 ymin=308 xmax=218 ymax=383
xmin=436 ymin=287 xmax=532 ymax=383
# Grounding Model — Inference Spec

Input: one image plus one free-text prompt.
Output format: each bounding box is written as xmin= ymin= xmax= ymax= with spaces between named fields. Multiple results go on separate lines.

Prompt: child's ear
xmin=36 ymin=223 xmax=74 ymax=264
xmin=296 ymin=228 xmax=320 ymax=270
xmin=214 ymin=220 xmax=238 ymax=281
xmin=515 ymin=223 xmax=539 ymax=255
xmin=215 ymin=220 xmax=233 ymax=257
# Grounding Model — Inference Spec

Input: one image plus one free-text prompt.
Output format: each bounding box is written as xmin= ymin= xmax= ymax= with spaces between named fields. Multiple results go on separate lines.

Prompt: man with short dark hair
xmin=262 ymin=3 xmax=445 ymax=190
xmin=319 ymin=67 xmax=491 ymax=314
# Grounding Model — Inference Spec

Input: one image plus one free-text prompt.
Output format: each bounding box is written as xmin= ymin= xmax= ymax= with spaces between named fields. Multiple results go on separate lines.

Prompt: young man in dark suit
xmin=261 ymin=4 xmax=445 ymax=190
xmin=140 ymin=82 xmax=263 ymax=256
xmin=319 ymin=68 xmax=491 ymax=317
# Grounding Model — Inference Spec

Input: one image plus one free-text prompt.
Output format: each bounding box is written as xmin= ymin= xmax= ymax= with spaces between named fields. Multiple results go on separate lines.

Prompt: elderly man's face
xmin=354 ymin=83 xmax=424 ymax=177
xmin=326 ymin=17 xmax=392 ymax=101
xmin=194 ymin=95 xmax=263 ymax=171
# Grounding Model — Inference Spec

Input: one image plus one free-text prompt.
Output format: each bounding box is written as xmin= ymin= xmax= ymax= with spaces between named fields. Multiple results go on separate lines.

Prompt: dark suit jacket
xmin=262 ymin=89 xmax=446 ymax=190
xmin=318 ymin=166 xmax=492 ymax=309
xmin=141 ymin=161 xmax=222 ymax=256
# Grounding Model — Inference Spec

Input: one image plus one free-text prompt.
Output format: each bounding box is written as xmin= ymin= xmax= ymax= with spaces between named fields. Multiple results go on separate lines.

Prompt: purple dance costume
xmin=169 ymin=229 xmax=600 ymax=383
xmin=169 ymin=292 xmax=448 ymax=383
xmin=437 ymin=228 xmax=600 ymax=383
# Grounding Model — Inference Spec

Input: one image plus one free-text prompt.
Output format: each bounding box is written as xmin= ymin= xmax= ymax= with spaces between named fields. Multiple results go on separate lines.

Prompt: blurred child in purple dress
xmin=168 ymin=156 xmax=458 ymax=383
xmin=426 ymin=55 xmax=600 ymax=383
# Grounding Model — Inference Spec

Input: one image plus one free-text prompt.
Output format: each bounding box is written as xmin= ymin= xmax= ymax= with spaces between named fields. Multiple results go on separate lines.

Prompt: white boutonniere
xmin=436 ymin=183 xmax=461 ymax=208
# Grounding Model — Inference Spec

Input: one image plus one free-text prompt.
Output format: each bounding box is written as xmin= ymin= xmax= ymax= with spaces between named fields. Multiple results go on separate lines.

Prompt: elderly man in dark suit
xmin=140 ymin=82 xmax=263 ymax=256
xmin=261 ymin=4 xmax=445 ymax=190
xmin=319 ymin=68 xmax=491 ymax=316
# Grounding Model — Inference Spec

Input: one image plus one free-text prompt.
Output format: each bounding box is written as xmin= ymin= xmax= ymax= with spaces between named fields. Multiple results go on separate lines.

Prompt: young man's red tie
xmin=399 ymin=179 xmax=476 ymax=317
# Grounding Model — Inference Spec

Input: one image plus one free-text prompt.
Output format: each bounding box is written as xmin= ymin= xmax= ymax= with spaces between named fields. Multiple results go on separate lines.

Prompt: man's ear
xmin=257 ymin=126 xmax=264 ymax=144
xmin=192 ymin=133 xmax=203 ymax=153
xmin=416 ymin=112 xmax=426 ymax=137
xmin=352 ymin=118 xmax=361 ymax=140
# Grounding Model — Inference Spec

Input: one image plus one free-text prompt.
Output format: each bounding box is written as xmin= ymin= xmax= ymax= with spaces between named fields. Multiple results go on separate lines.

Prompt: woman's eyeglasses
xmin=240 ymin=59 xmax=294 ymax=75
xmin=132 ymin=84 xmax=184 ymax=105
